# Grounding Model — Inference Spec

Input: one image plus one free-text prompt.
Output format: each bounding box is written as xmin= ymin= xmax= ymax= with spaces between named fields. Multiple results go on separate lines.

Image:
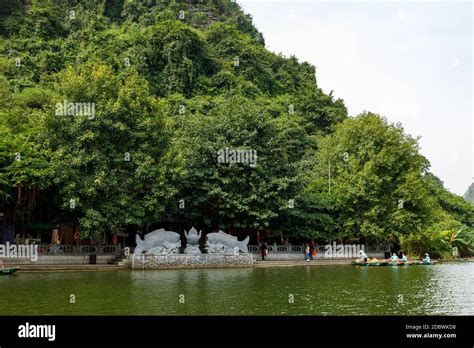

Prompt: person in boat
xmin=423 ymin=253 xmax=430 ymax=264
xmin=359 ymin=250 xmax=368 ymax=262
xmin=400 ymin=253 xmax=408 ymax=262
xmin=390 ymin=253 xmax=398 ymax=263
xmin=368 ymin=257 xmax=379 ymax=265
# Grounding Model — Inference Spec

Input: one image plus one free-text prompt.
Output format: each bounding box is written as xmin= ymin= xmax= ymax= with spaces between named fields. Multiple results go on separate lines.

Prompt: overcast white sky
xmin=239 ymin=0 xmax=473 ymax=196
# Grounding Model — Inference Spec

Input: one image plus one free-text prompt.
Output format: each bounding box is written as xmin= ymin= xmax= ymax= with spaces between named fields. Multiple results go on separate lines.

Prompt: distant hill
xmin=463 ymin=183 xmax=474 ymax=204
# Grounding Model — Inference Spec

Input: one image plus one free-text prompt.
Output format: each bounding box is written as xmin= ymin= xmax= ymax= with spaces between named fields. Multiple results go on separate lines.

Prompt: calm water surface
xmin=0 ymin=263 xmax=472 ymax=315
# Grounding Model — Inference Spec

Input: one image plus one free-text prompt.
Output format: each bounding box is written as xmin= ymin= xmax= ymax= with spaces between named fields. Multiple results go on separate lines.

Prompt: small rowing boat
xmin=352 ymin=261 xmax=388 ymax=266
xmin=351 ymin=261 xmax=368 ymax=266
xmin=351 ymin=260 xmax=437 ymax=267
xmin=392 ymin=261 xmax=436 ymax=266
xmin=411 ymin=260 xmax=436 ymax=265
xmin=388 ymin=261 xmax=409 ymax=266
xmin=373 ymin=261 xmax=389 ymax=266
xmin=0 ymin=267 xmax=20 ymax=275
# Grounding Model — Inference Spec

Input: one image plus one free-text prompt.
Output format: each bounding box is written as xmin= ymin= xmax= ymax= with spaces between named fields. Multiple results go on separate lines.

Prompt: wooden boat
xmin=352 ymin=260 xmax=436 ymax=267
xmin=388 ymin=261 xmax=409 ymax=266
xmin=411 ymin=260 xmax=437 ymax=265
xmin=351 ymin=261 xmax=368 ymax=266
xmin=368 ymin=261 xmax=390 ymax=266
xmin=0 ymin=267 xmax=20 ymax=275
xmin=352 ymin=260 xmax=389 ymax=266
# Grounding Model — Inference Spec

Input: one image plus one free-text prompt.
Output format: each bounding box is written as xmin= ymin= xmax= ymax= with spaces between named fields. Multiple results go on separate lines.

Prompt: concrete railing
xmin=37 ymin=244 xmax=122 ymax=255
xmin=249 ymin=244 xmax=390 ymax=254
xmin=249 ymin=244 xmax=305 ymax=254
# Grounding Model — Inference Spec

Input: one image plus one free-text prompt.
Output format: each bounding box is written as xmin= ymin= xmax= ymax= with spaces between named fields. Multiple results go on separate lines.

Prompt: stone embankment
xmin=254 ymin=259 xmax=351 ymax=268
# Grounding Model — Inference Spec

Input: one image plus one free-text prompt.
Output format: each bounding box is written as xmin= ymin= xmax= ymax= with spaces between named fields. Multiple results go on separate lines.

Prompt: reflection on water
xmin=423 ymin=263 xmax=474 ymax=315
xmin=0 ymin=263 xmax=472 ymax=315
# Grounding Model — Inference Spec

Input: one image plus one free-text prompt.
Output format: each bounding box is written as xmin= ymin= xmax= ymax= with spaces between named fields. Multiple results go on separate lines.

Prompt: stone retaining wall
xmin=131 ymin=253 xmax=254 ymax=269
xmin=2 ymin=255 xmax=115 ymax=265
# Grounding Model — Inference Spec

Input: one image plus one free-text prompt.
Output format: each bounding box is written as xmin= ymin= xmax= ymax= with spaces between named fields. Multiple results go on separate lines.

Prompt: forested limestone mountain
xmin=464 ymin=183 xmax=474 ymax=204
xmin=0 ymin=0 xmax=472 ymax=257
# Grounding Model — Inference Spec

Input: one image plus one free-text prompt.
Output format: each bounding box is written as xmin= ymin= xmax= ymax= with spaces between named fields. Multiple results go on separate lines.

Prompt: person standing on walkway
xmin=305 ymin=244 xmax=311 ymax=262
xmin=310 ymin=240 xmax=315 ymax=260
xmin=260 ymin=241 xmax=267 ymax=261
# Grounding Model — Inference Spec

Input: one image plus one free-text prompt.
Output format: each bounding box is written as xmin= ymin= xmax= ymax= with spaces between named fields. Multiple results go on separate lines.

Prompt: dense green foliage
xmin=0 ymin=0 xmax=472 ymax=257
xmin=404 ymin=174 xmax=474 ymax=258
xmin=306 ymin=114 xmax=433 ymax=241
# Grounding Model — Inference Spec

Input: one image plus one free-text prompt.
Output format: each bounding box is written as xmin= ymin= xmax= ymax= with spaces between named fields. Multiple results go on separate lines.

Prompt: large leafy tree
xmin=308 ymin=112 xmax=434 ymax=243
xmin=0 ymin=76 xmax=52 ymax=231
xmin=163 ymin=95 xmax=304 ymax=237
xmin=42 ymin=62 xmax=173 ymax=238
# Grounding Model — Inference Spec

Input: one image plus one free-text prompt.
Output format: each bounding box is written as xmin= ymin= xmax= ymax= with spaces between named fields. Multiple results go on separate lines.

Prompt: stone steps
xmin=13 ymin=264 xmax=126 ymax=272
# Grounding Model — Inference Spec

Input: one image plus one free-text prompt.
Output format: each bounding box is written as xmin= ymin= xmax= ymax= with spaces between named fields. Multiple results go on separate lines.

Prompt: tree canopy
xmin=0 ymin=0 xmax=472 ymax=256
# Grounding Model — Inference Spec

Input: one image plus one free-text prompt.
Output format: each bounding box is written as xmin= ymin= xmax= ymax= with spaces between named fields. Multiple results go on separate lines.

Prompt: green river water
xmin=0 ymin=262 xmax=472 ymax=315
